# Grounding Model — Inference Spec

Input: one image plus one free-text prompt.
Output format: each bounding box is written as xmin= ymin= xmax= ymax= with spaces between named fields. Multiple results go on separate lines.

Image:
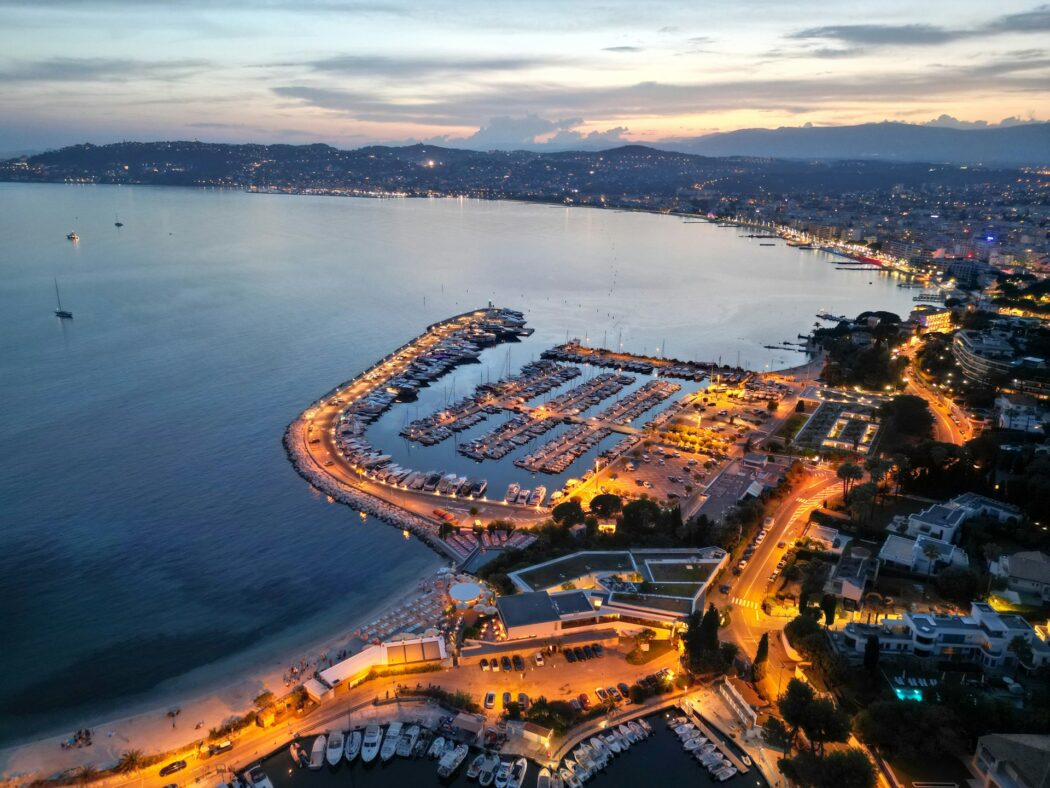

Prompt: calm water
xmin=261 ymin=714 xmax=767 ymax=788
xmin=0 ymin=183 xmax=917 ymax=745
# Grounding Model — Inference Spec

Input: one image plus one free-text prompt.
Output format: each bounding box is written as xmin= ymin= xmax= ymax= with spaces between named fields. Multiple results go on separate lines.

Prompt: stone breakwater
xmin=283 ymin=420 xmax=461 ymax=563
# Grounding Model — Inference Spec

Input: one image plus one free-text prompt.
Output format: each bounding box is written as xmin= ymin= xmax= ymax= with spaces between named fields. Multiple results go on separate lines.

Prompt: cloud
xmin=922 ymin=113 xmax=1043 ymax=129
xmin=459 ymin=114 xmax=580 ymax=148
xmin=788 ymin=5 xmax=1050 ymax=49
xmin=0 ymin=57 xmax=210 ymax=83
xmin=301 ymin=54 xmax=552 ymax=79
xmin=603 ymin=46 xmax=642 ymax=53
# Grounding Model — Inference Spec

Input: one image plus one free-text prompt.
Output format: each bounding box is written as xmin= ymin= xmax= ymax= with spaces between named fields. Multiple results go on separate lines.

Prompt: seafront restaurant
xmin=302 ymin=635 xmax=448 ymax=701
xmin=489 ymin=548 xmax=728 ymax=640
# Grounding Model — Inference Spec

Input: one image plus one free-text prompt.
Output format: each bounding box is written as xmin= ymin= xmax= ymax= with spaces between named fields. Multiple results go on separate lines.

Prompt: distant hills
xmin=0 ymin=140 xmax=1027 ymax=206
xmin=664 ymin=121 xmax=1050 ymax=165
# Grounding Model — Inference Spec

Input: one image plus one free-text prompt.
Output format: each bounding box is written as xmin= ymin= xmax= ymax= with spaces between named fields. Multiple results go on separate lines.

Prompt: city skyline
xmin=1 ymin=0 xmax=1049 ymax=152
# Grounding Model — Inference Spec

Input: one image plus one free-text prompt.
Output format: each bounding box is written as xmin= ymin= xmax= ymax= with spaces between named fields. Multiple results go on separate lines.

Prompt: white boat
xmin=638 ymin=718 xmax=653 ymax=735
xmin=602 ymin=733 xmax=621 ymax=754
xmin=508 ymin=757 xmax=528 ymax=788
xmin=308 ymin=735 xmax=326 ymax=769
xmin=361 ymin=724 xmax=382 ymax=763
xmin=684 ymin=738 xmax=703 ymax=751
xmin=325 ymin=731 xmax=346 ymax=769
xmin=396 ymin=724 xmax=419 ymax=757
xmin=714 ymin=766 xmax=738 ymax=781
xmin=504 ymin=483 xmax=520 ymax=502
xmin=381 ymin=721 xmax=402 ymax=761
xmin=428 ymin=735 xmax=446 ymax=759
xmin=289 ymin=742 xmax=306 ymax=767
xmin=245 ymin=766 xmax=274 ymax=788
xmin=551 ymin=769 xmax=564 ymax=788
xmin=561 ymin=767 xmax=581 ymax=788
xmin=467 ymin=752 xmax=486 ymax=779
xmin=537 ymin=767 xmax=551 ymax=788
xmin=494 ymin=760 xmax=512 ymax=788
xmin=618 ymin=723 xmax=636 ymax=743
xmin=589 ymin=736 xmax=609 ymax=760
xmin=612 ymin=729 xmax=630 ymax=749
xmin=345 ymin=729 xmax=362 ymax=762
xmin=437 ymin=744 xmax=469 ymax=777
xmin=479 ymin=754 xmax=500 ymax=786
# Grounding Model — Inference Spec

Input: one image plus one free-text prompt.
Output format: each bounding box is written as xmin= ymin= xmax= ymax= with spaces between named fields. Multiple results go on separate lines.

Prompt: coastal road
xmin=905 ymin=373 xmax=971 ymax=445
xmin=720 ymin=471 xmax=838 ymax=659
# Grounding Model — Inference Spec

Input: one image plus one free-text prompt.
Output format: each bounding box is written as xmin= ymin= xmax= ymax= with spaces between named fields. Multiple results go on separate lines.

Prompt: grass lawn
xmin=626 ymin=639 xmax=675 ymax=665
xmin=515 ymin=551 xmax=634 ymax=589
xmin=647 ymin=562 xmax=715 ymax=582
xmin=776 ymin=412 xmax=809 ymax=441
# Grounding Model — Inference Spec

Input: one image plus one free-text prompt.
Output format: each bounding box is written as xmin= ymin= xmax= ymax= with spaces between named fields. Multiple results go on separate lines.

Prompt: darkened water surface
xmin=0 ymin=183 xmax=916 ymax=744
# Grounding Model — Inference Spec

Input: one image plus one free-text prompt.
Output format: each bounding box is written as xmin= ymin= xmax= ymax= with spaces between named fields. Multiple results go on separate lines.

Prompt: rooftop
xmin=496 ymin=591 xmax=561 ymax=628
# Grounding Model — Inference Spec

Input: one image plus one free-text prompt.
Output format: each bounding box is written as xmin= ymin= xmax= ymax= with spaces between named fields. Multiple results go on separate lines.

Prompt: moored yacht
xmin=380 ymin=721 xmax=402 ymax=761
xmin=345 ymin=729 xmax=362 ymax=762
xmin=396 ymin=724 xmax=419 ymax=757
xmin=308 ymin=735 xmax=326 ymax=769
xmin=436 ymin=743 xmax=468 ymax=777
xmin=361 ymin=724 xmax=382 ymax=763
xmin=325 ymin=730 xmax=344 ymax=766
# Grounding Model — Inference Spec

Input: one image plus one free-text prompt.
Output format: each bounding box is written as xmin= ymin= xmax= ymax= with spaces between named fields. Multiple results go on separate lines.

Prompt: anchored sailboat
xmin=54 ymin=278 xmax=73 ymax=319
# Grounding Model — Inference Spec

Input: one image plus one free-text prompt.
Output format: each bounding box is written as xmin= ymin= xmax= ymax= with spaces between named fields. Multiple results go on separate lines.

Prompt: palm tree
xmin=74 ymin=766 xmax=99 ymax=785
xmin=116 ymin=749 xmax=145 ymax=774
xmin=836 ymin=462 xmax=863 ymax=501
xmin=1008 ymin=635 xmax=1034 ymax=677
xmin=920 ymin=540 xmax=942 ymax=574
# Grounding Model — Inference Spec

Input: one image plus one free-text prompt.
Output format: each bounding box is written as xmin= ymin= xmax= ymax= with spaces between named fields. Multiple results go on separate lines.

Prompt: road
xmin=103 ymin=643 xmax=681 ymax=788
xmin=720 ymin=470 xmax=839 ymax=688
xmin=905 ymin=373 xmax=971 ymax=445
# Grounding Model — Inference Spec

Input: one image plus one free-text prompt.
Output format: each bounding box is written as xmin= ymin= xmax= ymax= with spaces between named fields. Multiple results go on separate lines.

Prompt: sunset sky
xmin=2 ymin=0 xmax=1048 ymax=152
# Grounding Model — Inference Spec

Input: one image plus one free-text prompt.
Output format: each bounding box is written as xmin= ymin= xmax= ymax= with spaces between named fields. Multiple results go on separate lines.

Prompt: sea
xmin=0 ymin=182 xmax=919 ymax=747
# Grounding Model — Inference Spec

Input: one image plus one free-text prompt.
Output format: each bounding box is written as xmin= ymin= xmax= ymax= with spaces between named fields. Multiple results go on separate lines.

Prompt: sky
xmin=1 ymin=0 xmax=1048 ymax=152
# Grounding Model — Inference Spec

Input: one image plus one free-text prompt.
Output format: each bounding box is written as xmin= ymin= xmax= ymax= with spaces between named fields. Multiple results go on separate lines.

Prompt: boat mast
xmin=54 ymin=278 xmax=63 ymax=311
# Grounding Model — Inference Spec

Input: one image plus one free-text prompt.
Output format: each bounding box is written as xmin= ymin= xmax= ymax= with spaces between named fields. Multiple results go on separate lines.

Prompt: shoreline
xmin=0 ymin=564 xmax=445 ymax=780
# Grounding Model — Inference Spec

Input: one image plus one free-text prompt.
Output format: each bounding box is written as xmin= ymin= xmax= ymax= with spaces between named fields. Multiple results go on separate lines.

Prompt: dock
xmin=677 ymin=702 xmax=750 ymax=775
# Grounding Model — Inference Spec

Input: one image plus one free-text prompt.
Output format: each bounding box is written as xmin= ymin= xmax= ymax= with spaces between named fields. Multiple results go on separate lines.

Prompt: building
xmin=824 ymin=550 xmax=876 ymax=610
xmin=972 ymin=733 xmax=1050 ymax=788
xmin=909 ymin=305 xmax=953 ymax=334
xmin=879 ymin=533 xmax=969 ymax=576
xmin=804 ymin=524 xmax=849 ymax=555
xmin=305 ymin=635 xmax=449 ymax=699
xmin=992 ymin=551 xmax=1050 ymax=603
xmin=503 ymin=548 xmax=728 ymax=633
xmin=837 ymin=602 xmax=1050 ymax=671
xmin=996 ymin=394 xmax=1049 ymax=434
xmin=954 ymin=329 xmax=1021 ymax=383
xmin=899 ymin=493 xmax=1022 ymax=544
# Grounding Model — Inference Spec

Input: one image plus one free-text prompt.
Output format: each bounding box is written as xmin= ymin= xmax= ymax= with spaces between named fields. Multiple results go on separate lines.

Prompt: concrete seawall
xmin=282 ymin=420 xmax=462 ymax=563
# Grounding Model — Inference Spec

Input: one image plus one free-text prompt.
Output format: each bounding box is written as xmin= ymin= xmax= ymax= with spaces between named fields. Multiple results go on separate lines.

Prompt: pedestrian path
xmin=731 ymin=596 xmax=761 ymax=610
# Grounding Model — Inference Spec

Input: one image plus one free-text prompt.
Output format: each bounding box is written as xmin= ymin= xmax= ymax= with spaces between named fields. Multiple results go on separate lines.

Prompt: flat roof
xmin=551 ymin=590 xmax=595 ymax=615
xmin=497 ymin=591 xmax=561 ymax=628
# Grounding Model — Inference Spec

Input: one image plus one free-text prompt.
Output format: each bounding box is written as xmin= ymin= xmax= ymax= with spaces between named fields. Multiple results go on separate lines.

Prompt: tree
xmin=801 ymin=698 xmax=851 ymax=755
xmin=588 ymin=493 xmax=622 ymax=518
xmin=754 ymin=633 xmax=769 ymax=681
xmin=863 ymin=634 xmax=880 ymax=676
xmin=847 ymin=482 xmax=878 ymax=528
xmin=779 ymin=678 xmax=816 ymax=748
xmin=785 ymin=612 xmax=823 ymax=650
xmin=767 ymin=400 xmax=778 ymax=412
xmin=820 ymin=594 xmax=838 ymax=628
xmin=780 ymin=749 xmax=876 ymax=788
xmin=763 ymin=716 xmax=791 ymax=749
xmin=700 ymin=603 xmax=721 ymax=652
xmin=796 ymin=400 xmax=806 ymax=413
xmin=920 ymin=539 xmax=943 ymax=574
xmin=552 ymin=500 xmax=585 ymax=526
xmin=116 ymin=750 xmax=145 ymax=774
xmin=936 ymin=566 xmax=980 ymax=605
xmin=1008 ymin=635 xmax=1034 ymax=674
xmin=837 ymin=462 xmax=864 ymax=501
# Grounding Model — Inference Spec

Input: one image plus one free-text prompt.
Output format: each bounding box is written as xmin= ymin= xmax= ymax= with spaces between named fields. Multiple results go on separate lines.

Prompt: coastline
xmin=0 ymin=564 xmax=444 ymax=780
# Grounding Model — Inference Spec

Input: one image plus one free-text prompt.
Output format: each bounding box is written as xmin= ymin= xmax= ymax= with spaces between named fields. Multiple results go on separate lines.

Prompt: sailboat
xmin=54 ymin=279 xmax=73 ymax=319
xmin=114 ymin=214 xmax=124 ymax=227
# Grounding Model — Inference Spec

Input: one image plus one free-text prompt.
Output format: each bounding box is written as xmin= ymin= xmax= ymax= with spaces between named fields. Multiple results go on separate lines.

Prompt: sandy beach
xmin=0 ymin=569 xmax=449 ymax=781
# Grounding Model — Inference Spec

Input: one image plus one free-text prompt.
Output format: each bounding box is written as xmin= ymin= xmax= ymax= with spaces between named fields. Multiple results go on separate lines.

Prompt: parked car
xmin=570 ymin=698 xmax=582 ymax=711
xmin=479 ymin=658 xmax=489 ymax=671
xmin=592 ymin=643 xmax=604 ymax=656
xmin=502 ymin=691 xmax=512 ymax=709
xmin=501 ymin=656 xmax=512 ymax=672
xmin=607 ymin=686 xmax=621 ymax=702
xmin=517 ymin=692 xmax=529 ymax=710
xmin=595 ymin=687 xmax=609 ymax=702
xmin=618 ymin=682 xmax=631 ymax=699
xmin=719 ymin=584 xmax=731 ymax=594
xmin=534 ymin=652 xmax=545 ymax=667
xmin=484 ymin=692 xmax=496 ymax=709
xmin=582 ymin=645 xmax=594 ymax=659
xmin=573 ymin=647 xmax=586 ymax=661
xmin=159 ymin=761 xmax=187 ymax=777
xmin=512 ymin=655 xmax=525 ymax=672
xmin=565 ymin=649 xmax=577 ymax=663
xmin=578 ymin=693 xmax=591 ymax=710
